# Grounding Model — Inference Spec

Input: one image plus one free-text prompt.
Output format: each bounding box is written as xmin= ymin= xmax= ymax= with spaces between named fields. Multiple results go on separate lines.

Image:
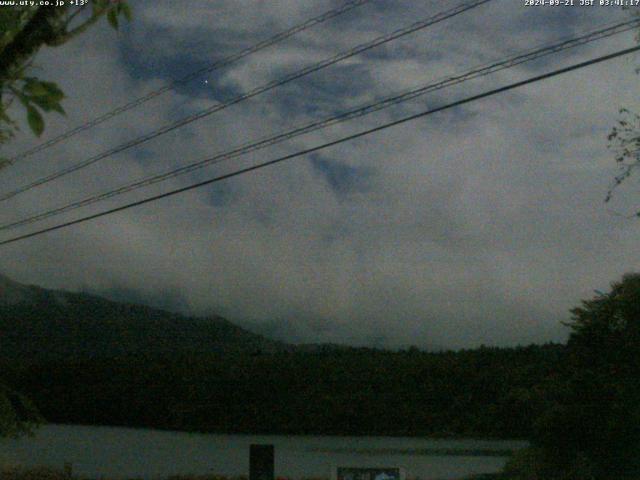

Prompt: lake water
xmin=0 ymin=425 xmax=527 ymax=479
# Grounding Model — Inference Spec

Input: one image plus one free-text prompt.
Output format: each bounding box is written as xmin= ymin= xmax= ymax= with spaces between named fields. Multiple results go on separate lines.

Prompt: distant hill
xmin=0 ymin=274 xmax=287 ymax=361
xmin=0 ymin=275 xmax=570 ymax=439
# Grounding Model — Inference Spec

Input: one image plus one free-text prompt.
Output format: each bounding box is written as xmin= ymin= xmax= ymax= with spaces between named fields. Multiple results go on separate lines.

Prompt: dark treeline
xmin=0 ymin=343 xmax=563 ymax=439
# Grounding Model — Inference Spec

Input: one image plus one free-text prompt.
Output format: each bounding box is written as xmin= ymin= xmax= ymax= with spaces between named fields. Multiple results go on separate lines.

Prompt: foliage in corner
xmin=505 ymin=273 xmax=640 ymax=480
xmin=0 ymin=382 xmax=43 ymax=438
xmin=0 ymin=0 xmax=132 ymax=164
xmin=0 ymin=0 xmax=131 ymax=438
xmin=606 ymin=6 xmax=640 ymax=216
xmin=607 ymin=108 xmax=640 ymax=217
xmin=9 ymin=76 xmax=65 ymax=137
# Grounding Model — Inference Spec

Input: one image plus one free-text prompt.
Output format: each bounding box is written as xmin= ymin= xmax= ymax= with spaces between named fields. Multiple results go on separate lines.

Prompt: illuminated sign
xmin=333 ymin=467 xmax=405 ymax=480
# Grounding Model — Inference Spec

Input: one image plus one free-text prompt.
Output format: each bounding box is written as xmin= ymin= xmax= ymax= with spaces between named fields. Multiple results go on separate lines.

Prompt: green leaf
xmin=28 ymin=96 xmax=52 ymax=112
xmin=23 ymin=79 xmax=49 ymax=97
xmin=15 ymin=91 xmax=30 ymax=109
xmin=0 ymin=108 xmax=11 ymax=124
xmin=26 ymin=105 xmax=44 ymax=137
xmin=120 ymin=2 xmax=132 ymax=21
xmin=39 ymin=81 xmax=64 ymax=102
xmin=22 ymin=77 xmax=64 ymax=102
xmin=92 ymin=0 xmax=108 ymax=16
xmin=107 ymin=8 xmax=119 ymax=30
xmin=29 ymin=95 xmax=65 ymax=115
xmin=50 ymin=103 xmax=66 ymax=115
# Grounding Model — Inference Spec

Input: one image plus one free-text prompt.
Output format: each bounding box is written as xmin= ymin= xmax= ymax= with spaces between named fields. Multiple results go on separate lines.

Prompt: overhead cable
xmin=2 ymin=17 xmax=638 ymax=232
xmin=1 ymin=43 xmax=638 ymax=247
xmin=0 ymin=0 xmax=492 ymax=202
xmin=6 ymin=0 xmax=374 ymax=164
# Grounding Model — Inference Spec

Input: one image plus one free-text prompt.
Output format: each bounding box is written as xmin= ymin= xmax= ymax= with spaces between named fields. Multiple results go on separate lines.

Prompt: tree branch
xmin=63 ymin=3 xmax=88 ymax=29
xmin=47 ymin=6 xmax=107 ymax=47
xmin=0 ymin=7 xmax=65 ymax=82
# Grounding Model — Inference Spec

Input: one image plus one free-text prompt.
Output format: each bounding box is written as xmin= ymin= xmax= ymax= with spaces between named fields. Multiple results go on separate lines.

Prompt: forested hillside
xmin=0 ymin=275 xmax=285 ymax=361
xmin=1 ymin=345 xmax=563 ymax=439
xmin=0 ymin=274 xmax=566 ymax=439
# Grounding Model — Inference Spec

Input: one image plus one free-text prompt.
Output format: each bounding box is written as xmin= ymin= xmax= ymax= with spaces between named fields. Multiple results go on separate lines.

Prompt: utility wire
xmin=0 ymin=0 xmax=492 ymax=203
xmin=1 ymin=43 xmax=638 ymax=247
xmin=6 ymin=0 xmax=374 ymax=164
xmin=1 ymin=17 xmax=638 ymax=232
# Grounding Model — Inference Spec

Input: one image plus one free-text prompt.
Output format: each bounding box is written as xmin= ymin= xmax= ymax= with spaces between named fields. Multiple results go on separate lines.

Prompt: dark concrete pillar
xmin=250 ymin=444 xmax=274 ymax=480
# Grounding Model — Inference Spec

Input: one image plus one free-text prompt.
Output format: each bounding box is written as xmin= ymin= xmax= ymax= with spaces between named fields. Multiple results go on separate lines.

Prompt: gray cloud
xmin=0 ymin=0 xmax=638 ymax=349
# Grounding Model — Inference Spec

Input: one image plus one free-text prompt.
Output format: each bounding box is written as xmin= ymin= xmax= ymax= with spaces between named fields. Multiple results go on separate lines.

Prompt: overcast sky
xmin=1 ymin=0 xmax=639 ymax=349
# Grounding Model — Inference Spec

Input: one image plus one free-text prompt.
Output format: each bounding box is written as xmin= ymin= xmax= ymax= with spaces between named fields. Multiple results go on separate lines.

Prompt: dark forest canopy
xmin=1 ymin=344 xmax=563 ymax=439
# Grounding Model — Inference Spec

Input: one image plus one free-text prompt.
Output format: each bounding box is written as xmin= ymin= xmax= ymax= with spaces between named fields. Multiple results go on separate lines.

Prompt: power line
xmin=0 ymin=0 xmax=492 ymax=203
xmin=2 ymin=0 xmax=487 ymax=199
xmin=2 ymin=17 xmax=638 ymax=232
xmin=1 ymin=43 xmax=638 ymax=248
xmin=6 ymin=0 xmax=374 ymax=164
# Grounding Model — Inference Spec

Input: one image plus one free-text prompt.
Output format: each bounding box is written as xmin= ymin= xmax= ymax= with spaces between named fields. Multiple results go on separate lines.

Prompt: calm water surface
xmin=0 ymin=425 xmax=527 ymax=479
